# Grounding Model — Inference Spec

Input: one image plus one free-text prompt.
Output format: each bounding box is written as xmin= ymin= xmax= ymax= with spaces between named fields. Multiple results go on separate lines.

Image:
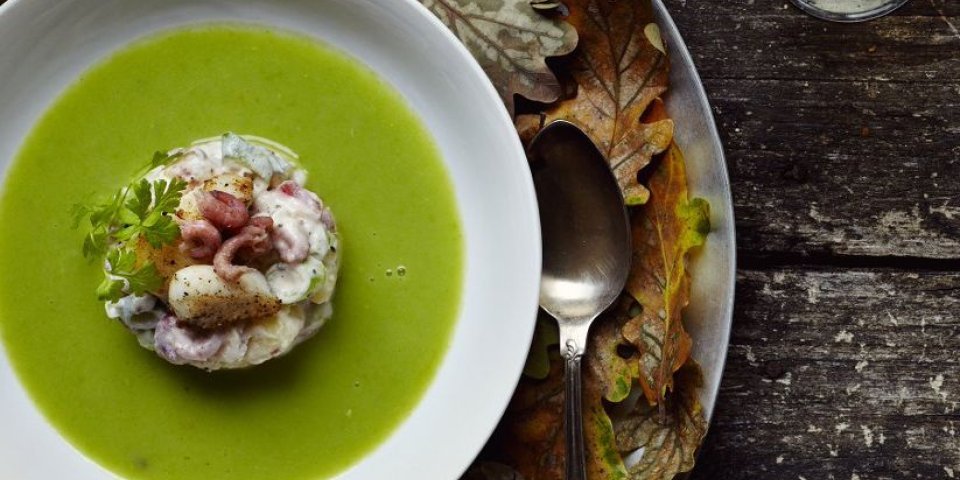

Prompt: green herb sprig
xmin=73 ymin=152 xmax=189 ymax=301
xmin=73 ymin=177 xmax=187 ymax=260
xmin=115 ymin=178 xmax=187 ymax=247
xmin=96 ymin=248 xmax=163 ymax=302
xmin=149 ymin=150 xmax=182 ymax=170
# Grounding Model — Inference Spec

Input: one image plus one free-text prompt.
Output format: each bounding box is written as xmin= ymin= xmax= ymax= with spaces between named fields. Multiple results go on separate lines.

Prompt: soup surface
xmin=0 ymin=25 xmax=463 ymax=480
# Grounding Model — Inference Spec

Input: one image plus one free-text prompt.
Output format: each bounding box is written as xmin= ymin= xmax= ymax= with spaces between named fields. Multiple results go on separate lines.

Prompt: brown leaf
xmin=495 ymin=349 xmax=565 ymax=479
xmin=640 ymin=97 xmax=670 ymax=123
xmin=584 ymin=368 xmax=629 ymax=480
xmin=624 ymin=143 xmax=710 ymax=405
xmin=421 ymin=0 xmax=578 ymax=115
xmin=586 ymin=296 xmax=638 ymax=403
xmin=492 ymin=349 xmax=628 ymax=480
xmin=517 ymin=0 xmax=672 ymax=204
xmin=613 ymin=361 xmax=708 ymax=480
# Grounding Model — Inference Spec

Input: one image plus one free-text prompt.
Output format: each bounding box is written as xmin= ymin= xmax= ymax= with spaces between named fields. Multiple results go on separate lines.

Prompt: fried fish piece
xmin=167 ymin=265 xmax=281 ymax=329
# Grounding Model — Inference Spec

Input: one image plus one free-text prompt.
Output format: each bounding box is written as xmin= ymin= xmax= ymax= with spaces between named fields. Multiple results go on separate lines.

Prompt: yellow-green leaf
xmin=587 ymin=296 xmax=639 ymax=403
xmin=493 ymin=350 xmax=628 ymax=480
xmin=584 ymin=372 xmax=629 ymax=480
xmin=625 ymin=143 xmax=709 ymax=405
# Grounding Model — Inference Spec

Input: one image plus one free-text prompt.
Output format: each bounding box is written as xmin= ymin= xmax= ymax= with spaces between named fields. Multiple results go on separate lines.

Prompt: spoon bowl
xmin=528 ymin=120 xmax=632 ymax=479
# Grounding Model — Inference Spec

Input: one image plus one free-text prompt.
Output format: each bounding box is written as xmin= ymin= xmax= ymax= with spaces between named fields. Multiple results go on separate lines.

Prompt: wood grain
xmin=667 ymin=0 xmax=960 ymax=259
xmin=662 ymin=1 xmax=960 ymax=478
xmin=691 ymin=268 xmax=960 ymax=479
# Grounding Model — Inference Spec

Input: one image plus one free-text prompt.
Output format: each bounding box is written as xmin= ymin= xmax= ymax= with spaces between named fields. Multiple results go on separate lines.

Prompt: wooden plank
xmin=691 ymin=268 xmax=960 ymax=479
xmin=663 ymin=0 xmax=960 ymax=259
xmin=664 ymin=0 xmax=960 ymax=19
xmin=678 ymin=15 xmax=960 ymax=84
xmin=661 ymin=0 xmax=960 ymax=83
xmin=713 ymin=78 xmax=960 ymax=258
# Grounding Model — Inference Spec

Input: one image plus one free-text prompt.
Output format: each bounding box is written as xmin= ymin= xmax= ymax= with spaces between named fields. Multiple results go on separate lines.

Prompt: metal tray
xmin=654 ymin=0 xmax=736 ymax=424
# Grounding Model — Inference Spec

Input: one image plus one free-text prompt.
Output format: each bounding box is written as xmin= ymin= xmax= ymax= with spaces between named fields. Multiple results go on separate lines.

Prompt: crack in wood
xmin=738 ymin=252 xmax=960 ymax=271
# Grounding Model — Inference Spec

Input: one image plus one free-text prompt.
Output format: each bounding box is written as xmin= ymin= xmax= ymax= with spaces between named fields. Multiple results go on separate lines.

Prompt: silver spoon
xmin=528 ymin=120 xmax=632 ymax=480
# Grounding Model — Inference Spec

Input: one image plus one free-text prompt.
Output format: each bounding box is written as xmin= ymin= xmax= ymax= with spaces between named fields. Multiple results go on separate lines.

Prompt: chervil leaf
xmin=152 ymin=178 xmax=187 ymax=214
xmin=96 ymin=278 xmax=126 ymax=302
xmin=89 ymin=188 xmax=128 ymax=227
xmin=70 ymin=203 xmax=92 ymax=229
xmin=142 ymin=216 xmax=180 ymax=248
xmin=108 ymin=178 xmax=186 ymax=247
xmin=113 ymin=223 xmax=139 ymax=242
xmin=117 ymin=207 xmax=140 ymax=226
xmin=106 ymin=248 xmax=136 ymax=273
xmin=73 ymin=187 xmax=129 ymax=258
xmin=126 ymin=179 xmax=153 ymax=219
xmin=74 ymin=174 xmax=185 ymax=267
xmin=101 ymin=248 xmax=163 ymax=299
xmin=124 ymin=262 xmax=163 ymax=295
xmin=82 ymin=227 xmax=109 ymax=260
xmin=150 ymin=150 xmax=182 ymax=169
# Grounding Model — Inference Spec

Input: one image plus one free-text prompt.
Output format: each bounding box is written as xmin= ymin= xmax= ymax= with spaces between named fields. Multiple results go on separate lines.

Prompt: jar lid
xmin=790 ymin=0 xmax=909 ymax=22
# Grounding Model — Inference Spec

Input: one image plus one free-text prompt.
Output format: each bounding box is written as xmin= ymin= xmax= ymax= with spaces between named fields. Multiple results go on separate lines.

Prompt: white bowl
xmin=0 ymin=0 xmax=541 ymax=478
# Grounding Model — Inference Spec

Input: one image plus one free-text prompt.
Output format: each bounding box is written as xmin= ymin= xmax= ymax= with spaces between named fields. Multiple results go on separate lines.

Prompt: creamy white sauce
xmin=105 ymin=294 xmax=161 ymax=330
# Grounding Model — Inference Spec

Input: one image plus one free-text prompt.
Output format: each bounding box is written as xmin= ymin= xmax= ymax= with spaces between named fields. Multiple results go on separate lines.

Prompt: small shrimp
xmin=154 ymin=314 xmax=225 ymax=364
xmin=201 ymin=190 xmax=249 ymax=232
xmin=179 ymin=219 xmax=222 ymax=259
xmin=213 ymin=216 xmax=274 ymax=281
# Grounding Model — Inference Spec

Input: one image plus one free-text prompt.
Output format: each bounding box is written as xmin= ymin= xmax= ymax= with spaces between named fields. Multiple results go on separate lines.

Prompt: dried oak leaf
xmin=613 ymin=361 xmax=708 ymax=480
xmin=493 ymin=350 xmax=626 ymax=480
xmin=587 ymin=295 xmax=639 ymax=403
xmin=421 ymin=0 xmax=578 ymax=114
xmin=584 ymin=370 xmax=630 ymax=480
xmin=625 ymin=143 xmax=709 ymax=406
xmin=516 ymin=0 xmax=673 ymax=205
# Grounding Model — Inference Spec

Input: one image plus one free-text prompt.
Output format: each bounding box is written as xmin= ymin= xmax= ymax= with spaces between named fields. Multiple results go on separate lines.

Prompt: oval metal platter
xmin=654 ymin=0 xmax=736 ymax=424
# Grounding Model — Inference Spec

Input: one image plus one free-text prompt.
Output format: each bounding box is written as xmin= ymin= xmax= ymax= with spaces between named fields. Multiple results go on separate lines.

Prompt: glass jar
xmin=790 ymin=0 xmax=910 ymax=22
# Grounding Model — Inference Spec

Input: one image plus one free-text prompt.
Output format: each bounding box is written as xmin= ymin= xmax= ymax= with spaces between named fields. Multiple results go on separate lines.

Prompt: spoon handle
xmin=563 ymin=352 xmax=587 ymax=480
xmin=560 ymin=323 xmax=591 ymax=480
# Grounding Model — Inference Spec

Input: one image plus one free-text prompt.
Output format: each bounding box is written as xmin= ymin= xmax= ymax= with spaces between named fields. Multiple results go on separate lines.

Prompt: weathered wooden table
xmin=665 ymin=1 xmax=960 ymax=478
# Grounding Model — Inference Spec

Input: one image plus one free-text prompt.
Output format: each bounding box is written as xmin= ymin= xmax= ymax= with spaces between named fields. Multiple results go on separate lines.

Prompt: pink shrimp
xmin=179 ymin=219 xmax=222 ymax=259
xmin=213 ymin=216 xmax=274 ymax=281
xmin=154 ymin=314 xmax=225 ymax=364
xmin=200 ymin=190 xmax=249 ymax=232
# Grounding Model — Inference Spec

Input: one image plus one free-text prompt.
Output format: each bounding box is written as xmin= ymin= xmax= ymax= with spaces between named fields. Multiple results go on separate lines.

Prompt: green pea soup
xmin=0 ymin=25 xmax=463 ymax=480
